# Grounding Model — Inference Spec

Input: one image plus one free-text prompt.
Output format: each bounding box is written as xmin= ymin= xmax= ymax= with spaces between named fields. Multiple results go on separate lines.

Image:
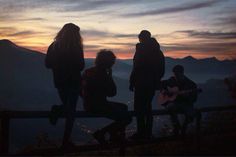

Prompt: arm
xmin=77 ymin=47 xmax=85 ymax=71
xmin=129 ymin=43 xmax=142 ymax=91
xmin=106 ymin=69 xmax=117 ymax=97
xmin=158 ymin=50 xmax=165 ymax=79
xmin=70 ymin=47 xmax=85 ymax=71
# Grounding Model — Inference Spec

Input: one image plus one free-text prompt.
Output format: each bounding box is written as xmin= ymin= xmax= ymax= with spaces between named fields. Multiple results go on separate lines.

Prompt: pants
xmin=92 ymin=102 xmax=132 ymax=138
xmin=57 ymin=87 xmax=79 ymax=145
xmin=167 ymin=102 xmax=196 ymax=135
xmin=134 ymin=87 xmax=155 ymax=138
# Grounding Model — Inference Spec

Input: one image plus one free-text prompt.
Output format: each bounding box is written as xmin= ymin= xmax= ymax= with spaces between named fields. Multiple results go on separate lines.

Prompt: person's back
xmin=131 ymin=37 xmax=165 ymax=89
xmin=82 ymin=66 xmax=116 ymax=112
xmin=46 ymin=42 xmax=84 ymax=88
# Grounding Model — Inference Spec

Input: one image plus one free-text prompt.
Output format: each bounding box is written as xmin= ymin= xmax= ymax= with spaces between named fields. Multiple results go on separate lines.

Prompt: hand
xmin=107 ymin=68 xmax=112 ymax=76
xmin=129 ymin=84 xmax=134 ymax=92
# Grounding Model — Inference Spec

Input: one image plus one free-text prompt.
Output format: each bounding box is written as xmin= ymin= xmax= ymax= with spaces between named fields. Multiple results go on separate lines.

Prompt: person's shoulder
xmin=162 ymin=76 xmax=176 ymax=84
xmin=150 ymin=37 xmax=160 ymax=48
xmin=48 ymin=42 xmax=58 ymax=51
xmin=48 ymin=42 xmax=54 ymax=49
xmin=169 ymin=76 xmax=176 ymax=81
xmin=184 ymin=76 xmax=197 ymax=86
xmin=135 ymin=43 xmax=143 ymax=52
xmin=136 ymin=43 xmax=142 ymax=47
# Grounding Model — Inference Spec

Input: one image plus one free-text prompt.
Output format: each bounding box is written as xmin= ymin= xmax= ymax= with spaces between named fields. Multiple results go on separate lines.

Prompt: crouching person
xmin=81 ymin=50 xmax=132 ymax=144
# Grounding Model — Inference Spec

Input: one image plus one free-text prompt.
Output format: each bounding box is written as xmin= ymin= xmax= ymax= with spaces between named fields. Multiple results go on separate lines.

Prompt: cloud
xmin=8 ymin=30 xmax=42 ymax=37
xmin=82 ymin=29 xmax=138 ymax=39
xmin=19 ymin=17 xmax=47 ymax=21
xmin=217 ymin=16 xmax=236 ymax=28
xmin=102 ymin=42 xmax=134 ymax=46
xmin=82 ymin=29 xmax=112 ymax=37
xmin=60 ymin=0 xmax=126 ymax=12
xmin=113 ymin=33 xmax=137 ymax=38
xmin=162 ymin=42 xmax=236 ymax=54
xmin=0 ymin=27 xmax=17 ymax=36
xmin=123 ymin=0 xmax=222 ymax=17
xmin=160 ymin=29 xmax=236 ymax=59
xmin=0 ymin=27 xmax=16 ymax=31
xmin=0 ymin=0 xmax=128 ymax=14
xmin=175 ymin=30 xmax=236 ymax=39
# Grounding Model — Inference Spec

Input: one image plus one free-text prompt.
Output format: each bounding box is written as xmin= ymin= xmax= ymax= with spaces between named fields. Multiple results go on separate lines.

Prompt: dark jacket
xmin=82 ymin=67 xmax=117 ymax=111
xmin=130 ymin=38 xmax=165 ymax=89
xmin=45 ymin=42 xmax=85 ymax=89
xmin=161 ymin=76 xmax=198 ymax=104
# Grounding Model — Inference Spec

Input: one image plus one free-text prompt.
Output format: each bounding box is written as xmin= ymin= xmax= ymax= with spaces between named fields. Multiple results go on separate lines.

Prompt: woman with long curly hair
xmin=45 ymin=23 xmax=84 ymax=148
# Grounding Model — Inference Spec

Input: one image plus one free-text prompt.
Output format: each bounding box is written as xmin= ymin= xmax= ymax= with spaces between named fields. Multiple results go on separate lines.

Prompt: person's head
xmin=54 ymin=23 xmax=83 ymax=49
xmin=138 ymin=30 xmax=151 ymax=43
xmin=173 ymin=65 xmax=184 ymax=78
xmin=95 ymin=50 xmax=116 ymax=69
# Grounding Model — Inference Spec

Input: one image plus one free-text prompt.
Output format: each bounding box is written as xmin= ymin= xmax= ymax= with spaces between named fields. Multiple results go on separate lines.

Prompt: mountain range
xmin=0 ymin=39 xmax=236 ymax=110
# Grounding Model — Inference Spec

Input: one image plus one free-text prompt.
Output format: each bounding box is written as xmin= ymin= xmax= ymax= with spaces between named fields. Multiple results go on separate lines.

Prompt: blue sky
xmin=0 ymin=0 xmax=235 ymax=59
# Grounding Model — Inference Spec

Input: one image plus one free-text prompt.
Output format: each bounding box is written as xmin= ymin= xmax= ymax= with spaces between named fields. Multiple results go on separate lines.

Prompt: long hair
xmin=54 ymin=23 xmax=83 ymax=49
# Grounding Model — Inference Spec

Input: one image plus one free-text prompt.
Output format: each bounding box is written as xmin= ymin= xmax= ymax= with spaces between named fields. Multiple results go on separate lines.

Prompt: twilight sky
xmin=0 ymin=0 xmax=236 ymax=59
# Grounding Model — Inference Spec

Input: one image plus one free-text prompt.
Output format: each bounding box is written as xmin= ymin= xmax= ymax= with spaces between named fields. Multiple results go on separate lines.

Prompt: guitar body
xmin=158 ymin=86 xmax=202 ymax=106
xmin=158 ymin=87 xmax=179 ymax=106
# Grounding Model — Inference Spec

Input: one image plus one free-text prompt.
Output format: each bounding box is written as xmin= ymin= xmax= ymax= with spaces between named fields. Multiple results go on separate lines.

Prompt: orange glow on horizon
xmin=1 ymin=38 xmax=234 ymax=61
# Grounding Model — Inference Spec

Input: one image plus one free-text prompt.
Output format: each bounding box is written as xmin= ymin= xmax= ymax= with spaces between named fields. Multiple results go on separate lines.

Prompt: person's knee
xmin=120 ymin=104 xmax=128 ymax=111
xmin=120 ymin=115 xmax=132 ymax=126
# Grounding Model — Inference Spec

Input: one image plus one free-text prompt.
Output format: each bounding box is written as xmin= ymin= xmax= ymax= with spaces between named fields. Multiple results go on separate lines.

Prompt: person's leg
xmin=49 ymin=88 xmax=67 ymax=125
xmin=181 ymin=104 xmax=195 ymax=136
xmin=62 ymin=88 xmax=79 ymax=147
xmin=167 ymin=103 xmax=181 ymax=135
xmin=134 ymin=89 xmax=146 ymax=138
xmin=58 ymin=88 xmax=67 ymax=105
xmin=145 ymin=89 xmax=155 ymax=139
xmin=95 ymin=102 xmax=131 ymax=143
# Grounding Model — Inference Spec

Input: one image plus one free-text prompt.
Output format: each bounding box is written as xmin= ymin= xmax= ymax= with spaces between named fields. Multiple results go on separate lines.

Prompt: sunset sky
xmin=0 ymin=0 xmax=236 ymax=60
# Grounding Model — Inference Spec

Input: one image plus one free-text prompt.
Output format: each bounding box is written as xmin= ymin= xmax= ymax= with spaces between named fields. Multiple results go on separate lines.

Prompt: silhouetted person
xmin=161 ymin=65 xmax=198 ymax=136
xmin=82 ymin=50 xmax=132 ymax=144
xmin=45 ymin=23 xmax=84 ymax=148
xmin=225 ymin=75 xmax=236 ymax=99
xmin=130 ymin=30 xmax=165 ymax=139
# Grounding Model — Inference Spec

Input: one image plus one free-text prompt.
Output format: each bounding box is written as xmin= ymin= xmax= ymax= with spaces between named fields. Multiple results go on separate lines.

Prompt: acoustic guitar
xmin=158 ymin=86 xmax=202 ymax=106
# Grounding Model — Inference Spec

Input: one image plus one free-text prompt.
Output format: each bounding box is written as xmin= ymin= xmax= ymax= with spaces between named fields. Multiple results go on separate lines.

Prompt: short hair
xmin=173 ymin=65 xmax=184 ymax=74
xmin=95 ymin=49 xmax=116 ymax=68
xmin=138 ymin=30 xmax=151 ymax=40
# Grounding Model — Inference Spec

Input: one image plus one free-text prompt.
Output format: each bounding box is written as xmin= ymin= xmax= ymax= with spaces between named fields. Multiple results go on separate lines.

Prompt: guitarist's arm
xmin=183 ymin=78 xmax=198 ymax=103
xmin=160 ymin=77 xmax=177 ymax=90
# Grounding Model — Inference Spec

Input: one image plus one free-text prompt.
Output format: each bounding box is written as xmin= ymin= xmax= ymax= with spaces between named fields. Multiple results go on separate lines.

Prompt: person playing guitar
xmin=159 ymin=65 xmax=201 ymax=136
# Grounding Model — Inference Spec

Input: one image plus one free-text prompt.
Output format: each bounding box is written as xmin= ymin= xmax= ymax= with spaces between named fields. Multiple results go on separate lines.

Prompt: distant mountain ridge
xmin=0 ymin=39 xmax=236 ymax=110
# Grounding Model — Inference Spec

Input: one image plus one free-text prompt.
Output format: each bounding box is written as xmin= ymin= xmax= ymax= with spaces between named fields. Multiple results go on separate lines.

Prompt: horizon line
xmin=1 ymin=39 xmax=235 ymax=61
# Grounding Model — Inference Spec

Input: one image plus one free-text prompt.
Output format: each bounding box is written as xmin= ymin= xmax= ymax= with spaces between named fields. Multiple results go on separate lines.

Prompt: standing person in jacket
xmin=82 ymin=50 xmax=132 ymax=144
xmin=45 ymin=23 xmax=85 ymax=148
xmin=130 ymin=30 xmax=165 ymax=139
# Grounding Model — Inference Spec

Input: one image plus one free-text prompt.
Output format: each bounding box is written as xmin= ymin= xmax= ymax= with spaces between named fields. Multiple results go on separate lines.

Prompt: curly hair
xmin=95 ymin=49 xmax=116 ymax=68
xmin=173 ymin=65 xmax=184 ymax=74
